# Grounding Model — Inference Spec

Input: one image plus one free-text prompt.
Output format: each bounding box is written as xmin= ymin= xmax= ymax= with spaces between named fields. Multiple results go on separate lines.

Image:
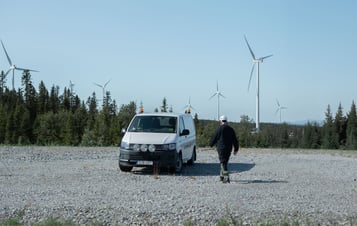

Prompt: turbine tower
xmin=209 ymin=81 xmax=226 ymax=120
xmin=275 ymin=99 xmax=287 ymax=123
xmin=245 ymin=35 xmax=273 ymax=132
xmin=1 ymin=40 xmax=39 ymax=90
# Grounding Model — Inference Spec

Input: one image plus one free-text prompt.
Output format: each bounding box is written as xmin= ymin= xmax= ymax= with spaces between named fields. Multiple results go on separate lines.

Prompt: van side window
xmin=179 ymin=117 xmax=185 ymax=135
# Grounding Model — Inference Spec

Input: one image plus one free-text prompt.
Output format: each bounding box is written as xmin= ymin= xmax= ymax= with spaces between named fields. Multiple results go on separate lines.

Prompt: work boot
xmin=222 ymin=170 xmax=230 ymax=183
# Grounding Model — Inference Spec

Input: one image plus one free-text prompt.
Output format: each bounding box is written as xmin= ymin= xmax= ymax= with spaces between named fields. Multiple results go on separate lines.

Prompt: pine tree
xmin=303 ymin=122 xmax=322 ymax=149
xmin=86 ymin=92 xmax=98 ymax=131
xmin=49 ymin=85 xmax=60 ymax=113
xmin=61 ymin=87 xmax=71 ymax=111
xmin=38 ymin=81 xmax=49 ymax=114
xmin=0 ymin=70 xmax=6 ymax=96
xmin=322 ymin=105 xmax=338 ymax=149
xmin=335 ymin=103 xmax=347 ymax=147
xmin=346 ymin=101 xmax=357 ymax=149
xmin=22 ymin=71 xmax=38 ymax=142
xmin=161 ymin=97 xmax=168 ymax=112
xmin=71 ymin=101 xmax=88 ymax=145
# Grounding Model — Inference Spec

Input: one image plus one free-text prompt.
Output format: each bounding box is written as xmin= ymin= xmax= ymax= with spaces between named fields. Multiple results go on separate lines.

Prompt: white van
xmin=119 ymin=112 xmax=196 ymax=173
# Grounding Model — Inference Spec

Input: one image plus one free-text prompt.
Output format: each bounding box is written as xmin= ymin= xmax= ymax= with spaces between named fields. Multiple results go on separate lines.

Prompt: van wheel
xmin=175 ymin=152 xmax=183 ymax=173
xmin=187 ymin=149 xmax=196 ymax=166
xmin=119 ymin=163 xmax=133 ymax=172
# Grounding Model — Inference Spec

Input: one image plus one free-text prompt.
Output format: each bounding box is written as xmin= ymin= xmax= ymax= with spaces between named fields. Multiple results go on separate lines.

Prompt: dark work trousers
xmin=219 ymin=151 xmax=230 ymax=181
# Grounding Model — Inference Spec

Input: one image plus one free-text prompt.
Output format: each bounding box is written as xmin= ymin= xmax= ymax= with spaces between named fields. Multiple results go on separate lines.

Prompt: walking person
xmin=209 ymin=115 xmax=239 ymax=183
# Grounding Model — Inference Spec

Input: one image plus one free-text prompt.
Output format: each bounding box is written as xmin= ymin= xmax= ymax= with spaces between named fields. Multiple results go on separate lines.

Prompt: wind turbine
xmin=245 ymin=35 xmax=273 ymax=132
xmin=1 ymin=40 xmax=39 ymax=90
xmin=183 ymin=96 xmax=196 ymax=114
xmin=275 ymin=99 xmax=287 ymax=123
xmin=93 ymin=79 xmax=111 ymax=105
xmin=209 ymin=81 xmax=226 ymax=120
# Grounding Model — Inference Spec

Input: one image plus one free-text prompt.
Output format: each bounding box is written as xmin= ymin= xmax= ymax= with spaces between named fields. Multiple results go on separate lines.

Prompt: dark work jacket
xmin=209 ymin=124 xmax=239 ymax=163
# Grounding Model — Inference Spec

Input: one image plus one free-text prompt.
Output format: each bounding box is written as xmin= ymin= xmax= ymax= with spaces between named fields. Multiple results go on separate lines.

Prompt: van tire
xmin=187 ymin=148 xmax=196 ymax=166
xmin=175 ymin=152 xmax=183 ymax=173
xmin=119 ymin=163 xmax=133 ymax=172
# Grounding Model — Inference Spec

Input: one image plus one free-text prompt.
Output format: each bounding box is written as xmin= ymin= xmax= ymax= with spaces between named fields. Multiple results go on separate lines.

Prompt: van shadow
xmin=132 ymin=162 xmax=255 ymax=176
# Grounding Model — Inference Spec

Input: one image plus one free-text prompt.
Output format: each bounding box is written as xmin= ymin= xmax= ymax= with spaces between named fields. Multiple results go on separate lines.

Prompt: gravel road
xmin=1 ymin=146 xmax=357 ymax=225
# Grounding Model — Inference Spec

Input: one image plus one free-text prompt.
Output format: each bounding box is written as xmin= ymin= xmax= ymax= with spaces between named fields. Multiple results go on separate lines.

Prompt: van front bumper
xmin=119 ymin=148 xmax=176 ymax=167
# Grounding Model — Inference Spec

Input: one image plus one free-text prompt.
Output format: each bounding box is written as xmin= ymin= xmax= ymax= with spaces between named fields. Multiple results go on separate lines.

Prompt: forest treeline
xmin=1 ymin=71 xmax=357 ymax=150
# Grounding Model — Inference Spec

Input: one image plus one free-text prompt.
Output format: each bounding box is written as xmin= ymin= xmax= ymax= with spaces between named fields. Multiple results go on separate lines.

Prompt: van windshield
xmin=128 ymin=116 xmax=177 ymax=133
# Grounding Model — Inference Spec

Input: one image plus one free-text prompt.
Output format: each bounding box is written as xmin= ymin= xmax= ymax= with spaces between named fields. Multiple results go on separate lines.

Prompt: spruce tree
xmin=49 ymin=85 xmax=60 ymax=113
xmin=161 ymin=97 xmax=168 ymax=112
xmin=346 ymin=101 xmax=357 ymax=149
xmin=335 ymin=103 xmax=347 ymax=147
xmin=322 ymin=105 xmax=338 ymax=149
xmin=38 ymin=81 xmax=49 ymax=114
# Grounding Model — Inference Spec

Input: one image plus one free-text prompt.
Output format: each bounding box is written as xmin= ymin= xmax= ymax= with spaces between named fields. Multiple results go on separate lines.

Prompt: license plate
xmin=136 ymin=160 xmax=153 ymax=166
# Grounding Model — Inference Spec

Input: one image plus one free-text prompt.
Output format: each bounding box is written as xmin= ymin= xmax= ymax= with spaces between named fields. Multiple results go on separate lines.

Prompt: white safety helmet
xmin=219 ymin=115 xmax=228 ymax=122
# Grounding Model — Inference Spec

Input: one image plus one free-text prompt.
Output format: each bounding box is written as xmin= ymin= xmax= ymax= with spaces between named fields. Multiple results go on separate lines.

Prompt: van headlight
xmin=168 ymin=143 xmax=176 ymax=150
xmin=140 ymin=144 xmax=148 ymax=152
xmin=148 ymin=144 xmax=156 ymax=152
xmin=120 ymin=141 xmax=129 ymax=149
xmin=133 ymin=144 xmax=140 ymax=151
xmin=163 ymin=143 xmax=176 ymax=150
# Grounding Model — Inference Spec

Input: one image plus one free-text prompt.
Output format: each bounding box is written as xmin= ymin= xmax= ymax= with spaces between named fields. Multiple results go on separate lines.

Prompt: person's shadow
xmin=181 ymin=162 xmax=255 ymax=176
xmin=132 ymin=162 xmax=255 ymax=176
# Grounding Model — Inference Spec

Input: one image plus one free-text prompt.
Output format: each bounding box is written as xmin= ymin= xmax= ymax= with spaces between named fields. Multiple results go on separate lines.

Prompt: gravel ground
xmin=1 ymin=146 xmax=357 ymax=226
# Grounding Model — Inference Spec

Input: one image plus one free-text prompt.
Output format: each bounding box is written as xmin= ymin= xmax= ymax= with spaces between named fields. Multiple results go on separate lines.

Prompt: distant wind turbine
xmin=183 ymin=96 xmax=196 ymax=114
xmin=94 ymin=79 xmax=111 ymax=105
xmin=1 ymin=40 xmax=39 ymax=90
xmin=209 ymin=81 xmax=226 ymax=120
xmin=275 ymin=99 xmax=287 ymax=123
xmin=245 ymin=35 xmax=273 ymax=132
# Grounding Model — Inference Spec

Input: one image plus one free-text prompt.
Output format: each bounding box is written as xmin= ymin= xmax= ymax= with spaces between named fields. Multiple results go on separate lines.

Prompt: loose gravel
xmin=1 ymin=146 xmax=357 ymax=225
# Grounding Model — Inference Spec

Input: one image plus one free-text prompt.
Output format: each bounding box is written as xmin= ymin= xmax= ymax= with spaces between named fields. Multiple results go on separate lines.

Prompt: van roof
xmin=135 ymin=112 xmax=191 ymax=117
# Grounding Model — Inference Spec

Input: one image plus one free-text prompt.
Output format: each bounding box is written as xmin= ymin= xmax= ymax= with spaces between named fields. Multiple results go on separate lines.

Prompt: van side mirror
xmin=121 ymin=128 xmax=126 ymax=134
xmin=181 ymin=129 xmax=190 ymax=136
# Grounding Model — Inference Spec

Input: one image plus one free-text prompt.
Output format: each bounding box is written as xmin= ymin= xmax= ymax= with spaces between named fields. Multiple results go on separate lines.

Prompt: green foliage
xmin=1 ymin=73 xmax=357 ymax=149
xmin=161 ymin=97 xmax=168 ymax=112
xmin=322 ymin=105 xmax=339 ymax=149
xmin=346 ymin=101 xmax=357 ymax=149
xmin=0 ymin=218 xmax=22 ymax=226
xmin=34 ymin=218 xmax=75 ymax=226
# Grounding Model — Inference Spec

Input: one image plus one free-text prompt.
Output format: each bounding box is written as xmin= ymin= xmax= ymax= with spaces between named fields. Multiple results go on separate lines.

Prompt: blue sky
xmin=1 ymin=0 xmax=357 ymax=123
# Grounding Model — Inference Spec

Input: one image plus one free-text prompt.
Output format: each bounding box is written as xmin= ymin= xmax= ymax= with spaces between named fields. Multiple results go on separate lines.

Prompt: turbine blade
xmin=216 ymin=81 xmax=219 ymax=91
xmin=276 ymin=99 xmax=280 ymax=107
xmin=275 ymin=109 xmax=280 ymax=115
xmin=260 ymin=54 xmax=273 ymax=61
xmin=1 ymin=40 xmax=13 ymax=66
xmin=248 ymin=64 xmax=255 ymax=91
xmin=15 ymin=67 xmax=38 ymax=72
xmin=93 ymin=82 xmax=103 ymax=88
xmin=12 ymin=70 xmax=15 ymax=89
xmin=244 ymin=35 xmax=256 ymax=60
xmin=104 ymin=79 xmax=111 ymax=87
xmin=209 ymin=93 xmax=217 ymax=100
xmin=5 ymin=69 xmax=11 ymax=76
xmin=1 ymin=41 xmax=12 ymax=66
xmin=219 ymin=93 xmax=226 ymax=98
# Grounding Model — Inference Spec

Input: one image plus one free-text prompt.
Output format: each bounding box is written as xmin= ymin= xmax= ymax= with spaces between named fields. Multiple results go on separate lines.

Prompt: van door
xmin=178 ymin=116 xmax=190 ymax=161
